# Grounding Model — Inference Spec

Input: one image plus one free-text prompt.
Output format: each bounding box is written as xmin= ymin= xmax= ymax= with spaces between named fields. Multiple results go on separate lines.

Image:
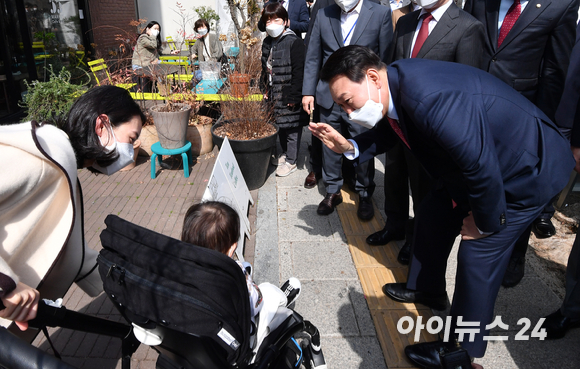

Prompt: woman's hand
xmin=0 ymin=282 xmax=40 ymax=331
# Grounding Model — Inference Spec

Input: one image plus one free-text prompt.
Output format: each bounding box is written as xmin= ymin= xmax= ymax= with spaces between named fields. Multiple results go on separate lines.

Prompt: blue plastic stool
xmin=150 ymin=141 xmax=192 ymax=179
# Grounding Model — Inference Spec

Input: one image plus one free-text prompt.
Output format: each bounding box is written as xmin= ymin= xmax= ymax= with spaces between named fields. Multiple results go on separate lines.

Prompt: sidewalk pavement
xmin=28 ymin=127 xmax=580 ymax=368
xmin=254 ymin=128 xmax=580 ymax=369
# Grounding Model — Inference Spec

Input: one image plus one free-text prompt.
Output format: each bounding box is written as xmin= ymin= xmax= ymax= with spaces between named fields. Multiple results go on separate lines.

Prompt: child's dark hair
xmin=260 ymin=2 xmax=289 ymax=25
xmin=181 ymin=201 xmax=240 ymax=255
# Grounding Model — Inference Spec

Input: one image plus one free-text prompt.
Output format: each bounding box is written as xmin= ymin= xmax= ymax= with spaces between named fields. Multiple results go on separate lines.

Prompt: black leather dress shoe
xmin=366 ymin=227 xmax=405 ymax=246
xmin=304 ymin=171 xmax=321 ymax=189
xmin=501 ymin=256 xmax=525 ymax=288
xmin=404 ymin=340 xmax=454 ymax=369
xmin=542 ymin=309 xmax=580 ymax=339
xmin=397 ymin=241 xmax=411 ymax=265
xmin=382 ymin=283 xmax=447 ymax=310
xmin=532 ymin=218 xmax=556 ymax=238
xmin=317 ymin=192 xmax=343 ymax=215
xmin=357 ymin=196 xmax=374 ymax=221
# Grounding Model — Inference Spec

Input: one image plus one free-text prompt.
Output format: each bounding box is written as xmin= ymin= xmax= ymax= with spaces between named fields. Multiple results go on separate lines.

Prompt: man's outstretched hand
xmin=309 ymin=122 xmax=353 ymax=154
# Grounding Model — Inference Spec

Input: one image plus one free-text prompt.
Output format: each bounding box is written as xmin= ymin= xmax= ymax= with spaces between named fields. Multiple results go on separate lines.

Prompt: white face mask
xmin=266 ymin=23 xmax=285 ymax=38
xmin=348 ymin=75 xmax=384 ymax=129
xmin=335 ymin=0 xmax=359 ymax=13
xmin=415 ymin=0 xmax=439 ymax=9
xmin=197 ymin=28 xmax=208 ymax=36
xmin=92 ymin=124 xmax=135 ymax=175
xmin=150 ymin=29 xmax=159 ymax=37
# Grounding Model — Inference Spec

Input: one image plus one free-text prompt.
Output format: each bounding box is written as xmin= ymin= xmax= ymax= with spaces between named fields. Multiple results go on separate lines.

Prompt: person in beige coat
xmin=0 ymin=86 xmax=145 ymax=340
xmin=132 ymin=21 xmax=163 ymax=69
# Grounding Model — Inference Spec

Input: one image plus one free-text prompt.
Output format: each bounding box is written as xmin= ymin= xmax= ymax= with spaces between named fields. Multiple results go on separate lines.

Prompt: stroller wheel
xmin=301 ymin=339 xmax=327 ymax=369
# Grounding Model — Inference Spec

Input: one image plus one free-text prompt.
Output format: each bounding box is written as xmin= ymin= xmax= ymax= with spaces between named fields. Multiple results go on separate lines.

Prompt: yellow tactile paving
xmin=337 ymin=188 xmax=436 ymax=369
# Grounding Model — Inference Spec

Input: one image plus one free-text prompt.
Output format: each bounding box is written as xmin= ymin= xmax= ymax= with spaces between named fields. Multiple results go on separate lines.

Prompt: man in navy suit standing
xmin=463 ymin=0 xmax=580 ymax=288
xmin=302 ymin=0 xmax=392 ymax=220
xmin=310 ymin=45 xmax=573 ymax=366
xmin=541 ymin=21 xmax=580 ymax=340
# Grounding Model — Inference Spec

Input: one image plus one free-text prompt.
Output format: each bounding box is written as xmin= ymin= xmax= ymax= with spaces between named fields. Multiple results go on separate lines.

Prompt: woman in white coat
xmin=0 ymin=86 xmax=145 ymax=336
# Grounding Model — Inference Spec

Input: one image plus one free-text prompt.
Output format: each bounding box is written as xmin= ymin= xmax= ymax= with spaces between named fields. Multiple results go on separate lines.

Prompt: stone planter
xmin=139 ymin=125 xmax=159 ymax=156
xmin=186 ymin=116 xmax=214 ymax=157
xmin=150 ymin=103 xmax=191 ymax=149
xmin=211 ymin=118 xmax=278 ymax=190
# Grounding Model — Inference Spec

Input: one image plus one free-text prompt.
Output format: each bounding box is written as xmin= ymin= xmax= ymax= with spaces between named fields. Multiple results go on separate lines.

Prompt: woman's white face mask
xmin=348 ymin=75 xmax=384 ymax=129
xmin=92 ymin=123 xmax=134 ymax=175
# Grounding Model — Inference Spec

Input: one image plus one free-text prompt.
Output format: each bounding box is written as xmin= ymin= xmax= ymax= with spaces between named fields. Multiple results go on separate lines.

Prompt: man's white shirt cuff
xmin=344 ymin=139 xmax=359 ymax=160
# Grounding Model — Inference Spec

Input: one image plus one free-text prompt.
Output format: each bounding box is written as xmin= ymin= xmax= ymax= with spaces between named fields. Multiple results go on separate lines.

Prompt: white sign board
xmin=202 ymin=137 xmax=254 ymax=261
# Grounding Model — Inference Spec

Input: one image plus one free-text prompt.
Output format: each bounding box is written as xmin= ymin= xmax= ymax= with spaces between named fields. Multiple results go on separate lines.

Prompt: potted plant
xmin=20 ymin=66 xmax=88 ymax=123
xmin=212 ymin=37 xmax=278 ymax=190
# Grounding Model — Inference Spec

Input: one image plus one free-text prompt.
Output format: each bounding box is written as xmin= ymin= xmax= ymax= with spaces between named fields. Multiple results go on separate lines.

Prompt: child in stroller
xmin=96 ymin=205 xmax=326 ymax=369
xmin=181 ymin=201 xmax=302 ymax=325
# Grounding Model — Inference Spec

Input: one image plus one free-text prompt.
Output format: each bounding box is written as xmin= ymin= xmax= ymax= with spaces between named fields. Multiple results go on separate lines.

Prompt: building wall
xmin=88 ymin=0 xmax=137 ymax=57
xmin=136 ymin=0 xmax=219 ymax=45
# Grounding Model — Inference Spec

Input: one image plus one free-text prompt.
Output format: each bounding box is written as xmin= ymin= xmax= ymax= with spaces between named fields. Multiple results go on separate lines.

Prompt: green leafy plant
xmin=20 ymin=66 xmax=88 ymax=124
xmin=193 ymin=6 xmax=220 ymax=29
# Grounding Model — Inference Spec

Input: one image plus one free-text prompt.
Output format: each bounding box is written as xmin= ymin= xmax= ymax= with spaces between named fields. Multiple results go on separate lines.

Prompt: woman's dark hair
xmin=194 ymin=19 xmax=210 ymax=32
xmin=141 ymin=21 xmax=162 ymax=52
xmin=181 ymin=201 xmax=240 ymax=255
xmin=320 ymin=45 xmax=387 ymax=83
xmin=260 ymin=2 xmax=289 ymax=25
xmin=60 ymin=85 xmax=145 ymax=169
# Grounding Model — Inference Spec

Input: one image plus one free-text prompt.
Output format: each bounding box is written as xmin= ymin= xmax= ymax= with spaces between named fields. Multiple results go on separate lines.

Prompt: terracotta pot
xmin=120 ymin=140 xmax=141 ymax=171
xmin=187 ymin=120 xmax=214 ymax=157
xmin=138 ymin=125 xmax=159 ymax=156
xmin=229 ymin=73 xmax=250 ymax=98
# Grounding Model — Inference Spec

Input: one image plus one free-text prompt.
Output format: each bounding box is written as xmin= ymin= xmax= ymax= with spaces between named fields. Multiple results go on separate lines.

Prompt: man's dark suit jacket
xmin=389 ymin=2 xmax=485 ymax=66
xmin=463 ymin=0 xmax=579 ymax=122
xmin=258 ymin=0 xmax=310 ymax=34
xmin=354 ymin=59 xmax=573 ymax=232
xmin=556 ymin=21 xmax=580 ymax=141
xmin=303 ymin=0 xmax=393 ymax=110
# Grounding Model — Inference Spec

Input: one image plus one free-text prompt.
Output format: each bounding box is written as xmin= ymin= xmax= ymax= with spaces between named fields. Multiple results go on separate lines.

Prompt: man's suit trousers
xmin=406 ymin=186 xmax=545 ymax=357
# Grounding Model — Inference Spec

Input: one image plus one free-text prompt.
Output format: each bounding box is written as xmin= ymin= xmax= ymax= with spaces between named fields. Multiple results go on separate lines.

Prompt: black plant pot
xmin=211 ymin=119 xmax=279 ymax=190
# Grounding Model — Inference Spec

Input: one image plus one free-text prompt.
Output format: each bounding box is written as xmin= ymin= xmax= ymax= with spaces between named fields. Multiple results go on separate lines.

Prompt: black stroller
xmin=0 ymin=215 xmax=326 ymax=369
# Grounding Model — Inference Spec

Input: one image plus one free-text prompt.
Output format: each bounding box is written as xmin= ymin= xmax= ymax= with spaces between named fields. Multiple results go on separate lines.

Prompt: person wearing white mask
xmin=0 ymin=86 xmax=144 ymax=341
xmin=190 ymin=19 xmax=224 ymax=63
xmin=132 ymin=21 xmax=171 ymax=70
xmin=260 ymin=2 xmax=308 ymax=177
xmin=310 ymin=45 xmax=573 ymax=369
xmin=302 ymin=0 xmax=393 ymax=219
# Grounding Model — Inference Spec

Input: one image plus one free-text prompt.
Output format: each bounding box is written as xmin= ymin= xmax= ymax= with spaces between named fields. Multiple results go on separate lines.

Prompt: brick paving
xmin=29 ymin=146 xmax=258 ymax=369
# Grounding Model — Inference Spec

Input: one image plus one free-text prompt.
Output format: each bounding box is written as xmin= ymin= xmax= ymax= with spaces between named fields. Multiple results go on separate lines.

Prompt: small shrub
xmin=20 ymin=66 xmax=88 ymax=124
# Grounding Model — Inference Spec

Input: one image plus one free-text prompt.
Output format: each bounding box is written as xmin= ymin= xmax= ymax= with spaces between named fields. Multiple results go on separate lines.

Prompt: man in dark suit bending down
xmin=368 ymin=0 xmax=486 ymax=266
xmin=463 ymin=0 xmax=580 ymax=288
xmin=310 ymin=45 xmax=573 ymax=366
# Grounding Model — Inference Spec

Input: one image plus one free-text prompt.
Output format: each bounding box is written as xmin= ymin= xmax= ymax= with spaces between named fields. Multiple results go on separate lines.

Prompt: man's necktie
xmin=498 ymin=0 xmax=521 ymax=47
xmin=387 ymin=117 xmax=410 ymax=149
xmin=411 ymin=13 xmax=433 ymax=58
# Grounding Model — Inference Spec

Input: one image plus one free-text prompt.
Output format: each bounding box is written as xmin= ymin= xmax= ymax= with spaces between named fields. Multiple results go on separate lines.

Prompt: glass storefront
xmin=0 ymin=0 xmax=87 ymax=121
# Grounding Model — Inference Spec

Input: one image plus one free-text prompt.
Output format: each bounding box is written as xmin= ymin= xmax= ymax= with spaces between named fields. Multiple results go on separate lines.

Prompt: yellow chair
xmin=185 ymin=39 xmax=196 ymax=49
xmin=166 ymin=36 xmax=177 ymax=51
xmin=87 ymin=59 xmax=136 ymax=90
xmin=159 ymin=56 xmax=193 ymax=82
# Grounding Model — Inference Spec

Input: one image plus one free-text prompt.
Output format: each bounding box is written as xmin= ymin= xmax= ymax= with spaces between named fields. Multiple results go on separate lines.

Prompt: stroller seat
xmin=98 ymin=215 xmax=325 ymax=369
